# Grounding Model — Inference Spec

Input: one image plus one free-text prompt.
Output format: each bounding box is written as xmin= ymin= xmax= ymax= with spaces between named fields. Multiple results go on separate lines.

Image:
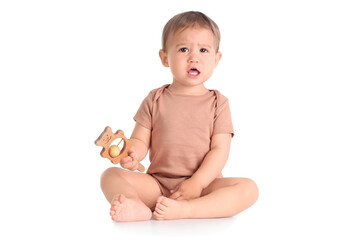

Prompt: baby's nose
xmin=188 ymin=53 xmax=199 ymax=63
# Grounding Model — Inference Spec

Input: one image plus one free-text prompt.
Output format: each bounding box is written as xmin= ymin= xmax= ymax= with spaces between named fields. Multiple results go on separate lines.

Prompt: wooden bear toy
xmin=95 ymin=126 xmax=145 ymax=172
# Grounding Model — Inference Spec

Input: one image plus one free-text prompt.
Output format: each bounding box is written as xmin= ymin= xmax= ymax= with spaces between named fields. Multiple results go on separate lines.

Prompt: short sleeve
xmin=213 ymin=92 xmax=234 ymax=137
xmin=133 ymin=91 xmax=154 ymax=130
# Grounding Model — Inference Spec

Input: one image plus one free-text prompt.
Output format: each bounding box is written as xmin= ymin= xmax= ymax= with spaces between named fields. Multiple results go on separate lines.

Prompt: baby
xmin=100 ymin=11 xmax=259 ymax=222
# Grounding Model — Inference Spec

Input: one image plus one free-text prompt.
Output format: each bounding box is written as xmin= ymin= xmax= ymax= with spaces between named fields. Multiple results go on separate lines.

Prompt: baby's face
xmin=160 ymin=26 xmax=221 ymax=88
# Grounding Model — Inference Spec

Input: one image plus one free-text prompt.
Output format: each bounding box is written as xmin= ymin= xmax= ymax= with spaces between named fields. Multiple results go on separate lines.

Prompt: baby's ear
xmin=214 ymin=51 xmax=222 ymax=67
xmin=159 ymin=49 xmax=169 ymax=67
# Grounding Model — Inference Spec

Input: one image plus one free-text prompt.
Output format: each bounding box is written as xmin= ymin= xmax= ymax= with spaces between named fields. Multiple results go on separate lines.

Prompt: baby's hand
xmin=120 ymin=149 xmax=139 ymax=171
xmin=169 ymin=178 xmax=203 ymax=200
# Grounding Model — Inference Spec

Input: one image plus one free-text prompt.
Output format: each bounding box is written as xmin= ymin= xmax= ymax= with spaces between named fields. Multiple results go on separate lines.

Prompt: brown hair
xmin=161 ymin=11 xmax=221 ymax=52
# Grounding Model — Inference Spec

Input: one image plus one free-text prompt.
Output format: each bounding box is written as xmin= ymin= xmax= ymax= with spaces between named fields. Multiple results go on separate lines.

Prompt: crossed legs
xmin=100 ymin=167 xmax=258 ymax=222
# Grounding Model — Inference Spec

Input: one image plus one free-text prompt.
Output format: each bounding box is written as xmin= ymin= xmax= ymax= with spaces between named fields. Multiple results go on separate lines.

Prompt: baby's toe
xmin=112 ymin=194 xmax=121 ymax=201
xmin=158 ymin=196 xmax=173 ymax=207
xmin=111 ymin=201 xmax=119 ymax=209
xmin=156 ymin=196 xmax=164 ymax=203
xmin=155 ymin=207 xmax=165 ymax=216
xmin=110 ymin=210 xmax=115 ymax=216
xmin=153 ymin=211 xmax=164 ymax=220
xmin=155 ymin=202 xmax=167 ymax=212
xmin=119 ymin=194 xmax=126 ymax=203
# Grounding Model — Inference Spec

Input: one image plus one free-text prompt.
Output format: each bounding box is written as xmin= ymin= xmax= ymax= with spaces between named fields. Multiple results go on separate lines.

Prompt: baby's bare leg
xmin=100 ymin=167 xmax=161 ymax=222
xmin=154 ymin=177 xmax=258 ymax=220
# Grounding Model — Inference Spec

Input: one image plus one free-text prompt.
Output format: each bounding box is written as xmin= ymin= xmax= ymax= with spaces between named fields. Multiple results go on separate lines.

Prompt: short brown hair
xmin=161 ymin=11 xmax=221 ymax=52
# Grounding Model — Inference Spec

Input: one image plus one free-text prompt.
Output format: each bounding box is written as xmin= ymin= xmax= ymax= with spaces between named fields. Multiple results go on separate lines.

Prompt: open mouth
xmin=188 ymin=68 xmax=200 ymax=76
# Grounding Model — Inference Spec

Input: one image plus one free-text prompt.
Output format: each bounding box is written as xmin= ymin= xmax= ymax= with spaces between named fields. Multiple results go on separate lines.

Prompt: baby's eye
xmin=179 ymin=48 xmax=189 ymax=53
xmin=200 ymin=48 xmax=208 ymax=53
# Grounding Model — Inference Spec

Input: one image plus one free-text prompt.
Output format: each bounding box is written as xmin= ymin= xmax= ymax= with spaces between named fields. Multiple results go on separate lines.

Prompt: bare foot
xmin=153 ymin=196 xmax=190 ymax=220
xmin=110 ymin=194 xmax=152 ymax=222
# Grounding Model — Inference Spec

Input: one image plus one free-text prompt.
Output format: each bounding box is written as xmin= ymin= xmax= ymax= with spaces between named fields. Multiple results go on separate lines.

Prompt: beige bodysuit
xmin=134 ymin=84 xmax=234 ymax=196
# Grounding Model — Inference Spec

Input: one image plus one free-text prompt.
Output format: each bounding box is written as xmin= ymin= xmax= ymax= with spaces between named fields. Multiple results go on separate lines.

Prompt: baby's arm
xmin=130 ymin=123 xmax=151 ymax=160
xmin=192 ymin=133 xmax=232 ymax=187
xmin=120 ymin=123 xmax=150 ymax=171
xmin=170 ymin=133 xmax=231 ymax=200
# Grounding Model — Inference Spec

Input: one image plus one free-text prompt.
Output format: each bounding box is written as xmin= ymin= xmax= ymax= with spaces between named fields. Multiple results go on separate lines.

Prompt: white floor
xmin=2 ymin=166 xmax=358 ymax=240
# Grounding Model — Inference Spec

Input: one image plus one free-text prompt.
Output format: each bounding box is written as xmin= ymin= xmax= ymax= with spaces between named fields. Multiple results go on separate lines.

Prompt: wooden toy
xmin=95 ymin=126 xmax=145 ymax=172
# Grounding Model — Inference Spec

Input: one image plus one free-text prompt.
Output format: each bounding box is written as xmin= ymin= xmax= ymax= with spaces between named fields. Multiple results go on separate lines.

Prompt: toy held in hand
xmin=109 ymin=145 xmax=121 ymax=158
xmin=95 ymin=126 xmax=145 ymax=172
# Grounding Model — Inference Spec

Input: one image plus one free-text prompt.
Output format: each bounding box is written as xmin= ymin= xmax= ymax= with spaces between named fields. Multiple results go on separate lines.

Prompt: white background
xmin=1 ymin=0 xmax=359 ymax=239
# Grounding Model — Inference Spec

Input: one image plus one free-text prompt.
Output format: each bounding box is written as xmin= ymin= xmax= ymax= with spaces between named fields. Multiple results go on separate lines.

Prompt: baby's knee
xmin=100 ymin=167 xmax=126 ymax=183
xmin=242 ymin=178 xmax=259 ymax=204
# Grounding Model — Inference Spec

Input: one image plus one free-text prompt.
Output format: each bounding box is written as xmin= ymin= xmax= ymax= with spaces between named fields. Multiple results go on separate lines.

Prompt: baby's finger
xmin=169 ymin=191 xmax=181 ymax=200
xmin=170 ymin=186 xmax=179 ymax=194
xmin=120 ymin=157 xmax=133 ymax=169
xmin=120 ymin=156 xmax=131 ymax=165
xmin=121 ymin=163 xmax=132 ymax=169
xmin=129 ymin=160 xmax=139 ymax=171
xmin=129 ymin=151 xmax=137 ymax=158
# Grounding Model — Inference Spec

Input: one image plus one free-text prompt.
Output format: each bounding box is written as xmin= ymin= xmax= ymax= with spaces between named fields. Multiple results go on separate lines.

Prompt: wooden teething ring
xmin=95 ymin=126 xmax=145 ymax=172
